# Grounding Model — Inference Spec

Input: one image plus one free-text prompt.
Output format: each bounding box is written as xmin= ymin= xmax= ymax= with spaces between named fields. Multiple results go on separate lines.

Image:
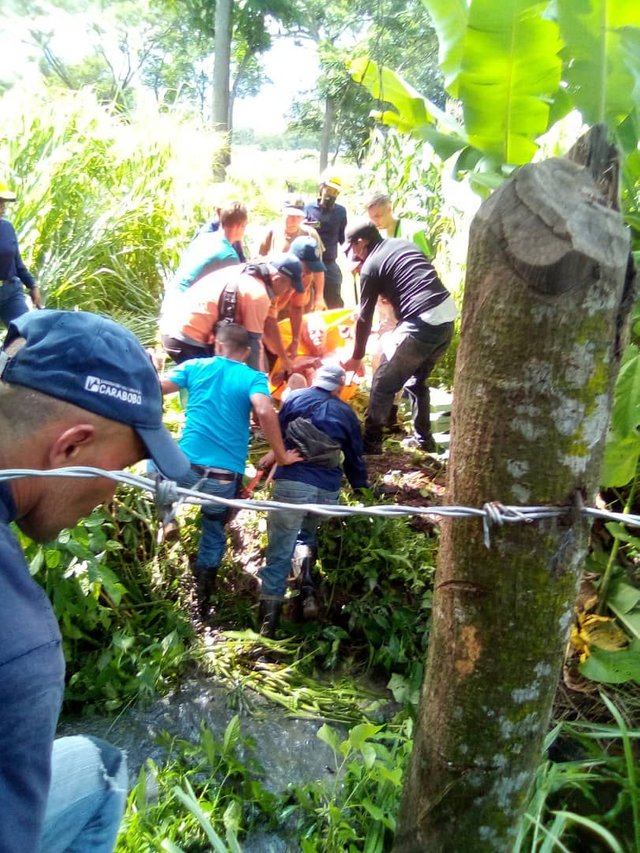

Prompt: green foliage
xmin=318 ymin=508 xmax=437 ymax=680
xmin=518 ymin=702 xmax=640 ymax=853
xmin=289 ymin=718 xmax=412 ymax=851
xmin=601 ymin=343 xmax=640 ymax=487
xmin=0 ymin=88 xmax=184 ymax=341
xmin=352 ymin=0 xmax=640 ymax=185
xmin=20 ymin=487 xmax=193 ymax=713
xmin=119 ymin=716 xmax=277 ymax=850
xmin=118 ymin=713 xmax=413 ymax=852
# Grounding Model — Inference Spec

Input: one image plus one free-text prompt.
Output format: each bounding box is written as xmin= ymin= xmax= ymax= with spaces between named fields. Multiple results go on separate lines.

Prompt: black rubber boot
xmin=292 ymin=545 xmax=320 ymax=620
xmin=195 ymin=570 xmax=217 ymax=621
xmin=362 ymin=421 xmax=384 ymax=455
xmin=258 ymin=599 xmax=282 ymax=638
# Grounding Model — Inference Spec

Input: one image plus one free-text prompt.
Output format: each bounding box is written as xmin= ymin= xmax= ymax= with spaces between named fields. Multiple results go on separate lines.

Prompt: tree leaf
xmin=316 ymin=723 xmax=341 ymax=754
xmin=556 ymin=0 xmax=640 ymax=127
xmin=458 ymin=0 xmax=563 ymax=164
xmin=609 ymin=344 xmax=640 ymax=436
xmin=420 ymin=0 xmax=469 ymax=96
xmin=600 ymin=432 xmax=640 ymax=487
xmin=580 ymin=638 xmax=640 ymax=683
xmin=350 ymin=57 xmax=468 ymax=161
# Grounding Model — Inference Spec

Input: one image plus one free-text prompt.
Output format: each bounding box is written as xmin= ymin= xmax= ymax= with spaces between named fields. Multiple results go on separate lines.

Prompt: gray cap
xmin=313 ymin=363 xmax=346 ymax=391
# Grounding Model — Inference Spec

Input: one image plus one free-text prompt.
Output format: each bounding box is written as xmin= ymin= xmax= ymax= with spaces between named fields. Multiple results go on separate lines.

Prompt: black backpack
xmin=215 ymin=263 xmax=274 ymax=331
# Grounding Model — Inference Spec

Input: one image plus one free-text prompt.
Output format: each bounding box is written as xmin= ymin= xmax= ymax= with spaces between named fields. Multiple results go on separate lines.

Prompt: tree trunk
xmin=319 ymin=96 xmax=335 ymax=174
xmin=394 ymin=134 xmax=633 ymax=851
xmin=212 ymin=0 xmax=233 ymax=179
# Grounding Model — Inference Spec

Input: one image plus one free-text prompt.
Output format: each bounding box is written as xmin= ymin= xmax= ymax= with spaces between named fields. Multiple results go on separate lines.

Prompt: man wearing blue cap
xmin=161 ymin=254 xmax=304 ymax=373
xmin=257 ymin=362 xmax=368 ymax=636
xmin=274 ymin=235 xmax=327 ymax=360
xmin=0 ymin=309 xmax=190 ymax=853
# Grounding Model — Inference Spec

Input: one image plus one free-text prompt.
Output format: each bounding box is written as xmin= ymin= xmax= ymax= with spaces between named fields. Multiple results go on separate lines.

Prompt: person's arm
xmin=251 ymin=392 xmax=301 ymax=465
xmin=310 ymin=271 xmax=326 ymax=311
xmin=340 ymin=407 xmax=369 ymax=490
xmin=338 ymin=208 xmax=347 ymax=246
xmin=262 ymin=315 xmax=293 ymax=374
xmin=160 ymin=379 xmax=181 ymax=395
xmin=287 ymin=303 xmax=304 ymax=356
xmin=342 ymin=273 xmax=378 ymax=370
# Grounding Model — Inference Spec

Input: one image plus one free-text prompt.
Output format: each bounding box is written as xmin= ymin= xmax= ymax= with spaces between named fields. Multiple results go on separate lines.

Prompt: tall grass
xmin=0 ymin=87 xmax=227 ymax=342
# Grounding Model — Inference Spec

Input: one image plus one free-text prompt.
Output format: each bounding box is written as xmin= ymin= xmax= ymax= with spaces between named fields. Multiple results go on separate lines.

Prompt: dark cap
xmin=270 ymin=253 xmax=305 ymax=293
xmin=344 ymin=219 xmax=382 ymax=245
xmin=289 ymin=236 xmax=326 ymax=273
xmin=0 ymin=310 xmax=190 ymax=481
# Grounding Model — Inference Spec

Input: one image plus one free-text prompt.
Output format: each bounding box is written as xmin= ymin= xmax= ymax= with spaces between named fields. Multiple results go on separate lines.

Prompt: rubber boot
xmin=362 ymin=420 xmax=384 ymax=455
xmin=293 ymin=545 xmax=320 ymax=620
xmin=258 ymin=599 xmax=282 ymax=638
xmin=195 ymin=570 xmax=217 ymax=621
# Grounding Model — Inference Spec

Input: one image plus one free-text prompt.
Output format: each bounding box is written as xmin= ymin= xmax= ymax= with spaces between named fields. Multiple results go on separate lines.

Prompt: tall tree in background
xmin=287 ymin=0 xmax=442 ymax=171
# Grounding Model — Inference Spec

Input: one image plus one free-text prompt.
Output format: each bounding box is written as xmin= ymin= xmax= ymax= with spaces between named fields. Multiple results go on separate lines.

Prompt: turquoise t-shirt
xmin=170 ymin=232 xmax=240 ymax=293
xmin=167 ymin=356 xmax=269 ymax=473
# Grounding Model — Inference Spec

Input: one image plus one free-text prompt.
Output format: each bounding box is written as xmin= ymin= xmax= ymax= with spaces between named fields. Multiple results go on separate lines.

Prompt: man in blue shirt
xmin=304 ymin=175 xmax=348 ymax=309
xmin=0 ymin=309 xmax=190 ymax=853
xmin=257 ymin=363 xmax=367 ymax=636
xmin=0 ymin=183 xmax=42 ymax=329
xmin=160 ymin=323 xmax=300 ymax=619
xmin=159 ymin=201 xmax=247 ymax=326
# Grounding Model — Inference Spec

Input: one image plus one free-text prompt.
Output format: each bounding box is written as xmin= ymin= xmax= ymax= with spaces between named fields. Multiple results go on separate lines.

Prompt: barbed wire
xmin=1 ymin=467 xmax=639 ymax=548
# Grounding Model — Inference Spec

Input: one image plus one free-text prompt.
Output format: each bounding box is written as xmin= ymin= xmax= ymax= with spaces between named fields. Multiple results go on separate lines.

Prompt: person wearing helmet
xmin=0 ymin=183 xmax=42 ymax=331
xmin=304 ymin=175 xmax=348 ymax=309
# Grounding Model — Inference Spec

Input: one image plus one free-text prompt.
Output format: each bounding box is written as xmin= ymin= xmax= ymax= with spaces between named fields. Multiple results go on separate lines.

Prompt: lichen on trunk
xmin=394 ymin=141 xmax=632 ymax=851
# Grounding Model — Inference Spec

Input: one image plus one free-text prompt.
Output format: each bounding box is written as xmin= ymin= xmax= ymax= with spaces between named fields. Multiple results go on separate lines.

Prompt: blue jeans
xmin=259 ymin=479 xmax=339 ymax=600
xmin=40 ymin=736 xmax=127 ymax=853
xmin=179 ymin=468 xmax=241 ymax=573
xmin=0 ymin=277 xmax=30 ymax=330
xmin=365 ymin=320 xmax=454 ymax=441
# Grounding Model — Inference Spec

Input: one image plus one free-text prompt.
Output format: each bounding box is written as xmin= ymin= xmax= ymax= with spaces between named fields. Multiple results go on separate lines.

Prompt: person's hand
xmin=30 ymin=287 xmax=43 ymax=309
xmin=341 ymin=356 xmax=362 ymax=373
xmin=281 ymin=354 xmax=294 ymax=375
xmin=259 ymin=450 xmax=276 ymax=469
xmin=278 ymin=448 xmax=303 ymax=465
xmin=311 ymin=296 xmax=327 ymax=312
xmin=286 ymin=338 xmax=299 ymax=358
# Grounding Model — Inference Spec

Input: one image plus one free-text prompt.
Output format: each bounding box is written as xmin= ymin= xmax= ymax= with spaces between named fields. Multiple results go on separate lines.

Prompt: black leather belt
xmin=191 ymin=464 xmax=240 ymax=482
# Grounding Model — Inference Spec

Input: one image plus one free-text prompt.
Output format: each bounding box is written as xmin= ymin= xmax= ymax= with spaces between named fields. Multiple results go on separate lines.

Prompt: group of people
xmin=0 ymin=171 xmax=456 ymax=853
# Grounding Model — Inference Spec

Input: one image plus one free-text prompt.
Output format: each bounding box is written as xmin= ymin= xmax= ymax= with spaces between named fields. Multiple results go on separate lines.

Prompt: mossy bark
xmin=394 ymin=142 xmax=632 ymax=852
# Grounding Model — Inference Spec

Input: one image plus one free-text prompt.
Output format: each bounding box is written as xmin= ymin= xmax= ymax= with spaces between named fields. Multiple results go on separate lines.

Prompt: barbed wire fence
xmin=2 ymin=467 xmax=637 ymax=548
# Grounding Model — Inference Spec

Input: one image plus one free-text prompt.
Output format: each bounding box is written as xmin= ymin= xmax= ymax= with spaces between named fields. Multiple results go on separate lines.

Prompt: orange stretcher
xmin=269 ymin=308 xmax=363 ymax=402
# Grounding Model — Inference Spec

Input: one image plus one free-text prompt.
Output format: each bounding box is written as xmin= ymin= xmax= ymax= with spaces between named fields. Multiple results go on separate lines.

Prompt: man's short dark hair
xmin=366 ymin=192 xmax=391 ymax=209
xmin=344 ymin=219 xmax=383 ymax=245
xmin=216 ymin=322 xmax=249 ymax=351
xmin=219 ymin=202 xmax=248 ymax=228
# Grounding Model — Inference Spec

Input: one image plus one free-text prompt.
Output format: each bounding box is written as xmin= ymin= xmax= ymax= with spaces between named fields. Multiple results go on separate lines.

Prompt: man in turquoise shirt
xmin=160 ymin=323 xmax=300 ymax=619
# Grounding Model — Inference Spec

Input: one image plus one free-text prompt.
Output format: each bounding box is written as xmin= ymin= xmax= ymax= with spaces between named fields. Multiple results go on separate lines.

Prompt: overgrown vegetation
xmin=1 ymin=34 xmax=639 ymax=847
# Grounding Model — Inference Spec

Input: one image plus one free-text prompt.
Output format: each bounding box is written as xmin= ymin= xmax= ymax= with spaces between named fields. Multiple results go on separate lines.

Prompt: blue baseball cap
xmin=289 ymin=236 xmax=326 ymax=273
xmin=270 ymin=253 xmax=304 ymax=293
xmin=0 ymin=310 xmax=190 ymax=481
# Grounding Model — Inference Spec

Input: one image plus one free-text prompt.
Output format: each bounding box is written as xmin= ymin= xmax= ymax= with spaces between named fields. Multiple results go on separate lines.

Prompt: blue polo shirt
xmin=304 ymin=201 xmax=347 ymax=262
xmin=167 ymin=356 xmax=270 ymax=474
xmin=0 ymin=219 xmax=35 ymax=288
xmin=169 ymin=231 xmax=240 ymax=293
xmin=0 ymin=481 xmax=65 ymax=852
xmin=274 ymin=386 xmax=368 ymax=491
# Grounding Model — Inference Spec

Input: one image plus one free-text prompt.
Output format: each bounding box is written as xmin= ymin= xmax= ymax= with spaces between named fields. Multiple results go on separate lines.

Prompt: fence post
xmin=394 ymin=128 xmax=634 ymax=851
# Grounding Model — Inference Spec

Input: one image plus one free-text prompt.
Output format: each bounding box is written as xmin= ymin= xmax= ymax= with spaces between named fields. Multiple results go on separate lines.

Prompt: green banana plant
xmin=351 ymin=0 xmax=640 ymax=187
